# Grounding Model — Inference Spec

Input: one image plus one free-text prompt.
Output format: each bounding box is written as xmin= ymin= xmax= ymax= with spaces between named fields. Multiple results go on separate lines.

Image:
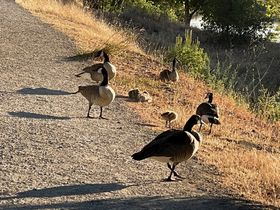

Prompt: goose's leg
xmin=171 ymin=163 xmax=184 ymax=179
xmin=168 ymin=121 xmax=171 ymax=128
xmin=165 ymin=163 xmax=174 ymax=181
xmin=99 ymin=107 xmax=108 ymax=120
xmin=199 ymin=123 xmax=203 ymax=132
xmin=208 ymin=123 xmax=213 ymax=135
xmin=87 ymin=103 xmax=93 ymax=118
xmin=99 ymin=107 xmax=103 ymax=118
xmin=165 ymin=120 xmax=168 ymax=128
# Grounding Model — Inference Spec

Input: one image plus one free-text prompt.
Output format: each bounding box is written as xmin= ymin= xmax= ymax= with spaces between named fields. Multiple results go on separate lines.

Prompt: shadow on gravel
xmin=135 ymin=122 xmax=159 ymax=128
xmin=61 ymin=51 xmax=96 ymax=62
xmin=16 ymin=87 xmax=72 ymax=96
xmin=0 ymin=183 xmax=126 ymax=201
xmin=1 ymin=195 xmax=278 ymax=210
xmin=8 ymin=111 xmax=71 ymax=120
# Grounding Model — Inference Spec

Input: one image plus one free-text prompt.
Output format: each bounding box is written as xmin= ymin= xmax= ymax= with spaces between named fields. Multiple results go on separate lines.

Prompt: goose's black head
xmin=94 ymin=50 xmax=109 ymax=62
xmin=205 ymin=92 xmax=213 ymax=103
xmin=183 ymin=115 xmax=203 ymax=132
xmin=99 ymin=67 xmax=109 ymax=86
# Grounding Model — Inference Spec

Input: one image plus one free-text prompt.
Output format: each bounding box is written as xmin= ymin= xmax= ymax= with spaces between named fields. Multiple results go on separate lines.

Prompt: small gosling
xmin=128 ymin=89 xmax=152 ymax=102
xmin=128 ymin=88 xmax=140 ymax=100
xmin=159 ymin=58 xmax=179 ymax=82
xmin=161 ymin=111 xmax=178 ymax=128
xmin=71 ymin=67 xmax=115 ymax=119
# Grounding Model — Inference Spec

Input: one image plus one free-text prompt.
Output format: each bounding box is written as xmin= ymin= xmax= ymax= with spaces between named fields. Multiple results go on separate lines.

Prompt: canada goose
xmin=71 ymin=67 xmax=115 ymax=119
xmin=196 ymin=92 xmax=221 ymax=134
xmin=159 ymin=58 xmax=179 ymax=82
xmin=161 ymin=111 xmax=178 ymax=128
xmin=75 ymin=50 xmax=116 ymax=83
xmin=132 ymin=115 xmax=203 ymax=181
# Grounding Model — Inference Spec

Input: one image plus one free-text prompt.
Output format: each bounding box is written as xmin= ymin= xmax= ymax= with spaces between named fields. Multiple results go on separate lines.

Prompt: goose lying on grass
xmin=159 ymin=58 xmax=179 ymax=82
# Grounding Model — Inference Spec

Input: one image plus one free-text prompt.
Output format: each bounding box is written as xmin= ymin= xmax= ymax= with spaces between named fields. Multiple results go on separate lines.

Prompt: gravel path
xmin=0 ymin=1 xmax=275 ymax=209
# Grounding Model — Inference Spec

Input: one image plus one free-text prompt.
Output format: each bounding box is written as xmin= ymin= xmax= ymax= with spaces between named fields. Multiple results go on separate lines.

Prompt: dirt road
xmin=0 ymin=0 xmax=275 ymax=209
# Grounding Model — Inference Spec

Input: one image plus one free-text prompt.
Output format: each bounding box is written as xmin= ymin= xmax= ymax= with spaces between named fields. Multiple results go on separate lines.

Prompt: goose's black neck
xmin=103 ymin=52 xmax=110 ymax=63
xmin=100 ymin=68 xmax=108 ymax=86
xmin=183 ymin=118 xmax=196 ymax=132
xmin=208 ymin=93 xmax=213 ymax=103
xmin=183 ymin=121 xmax=194 ymax=132
xmin=183 ymin=115 xmax=200 ymax=132
xmin=172 ymin=58 xmax=176 ymax=72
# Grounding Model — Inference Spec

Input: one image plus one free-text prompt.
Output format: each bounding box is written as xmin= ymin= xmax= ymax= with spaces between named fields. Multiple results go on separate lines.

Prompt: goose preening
xmin=71 ymin=67 xmax=115 ymax=119
xmin=196 ymin=92 xmax=221 ymax=134
xmin=75 ymin=50 xmax=116 ymax=83
xmin=161 ymin=111 xmax=178 ymax=128
xmin=132 ymin=115 xmax=203 ymax=181
xmin=159 ymin=58 xmax=179 ymax=82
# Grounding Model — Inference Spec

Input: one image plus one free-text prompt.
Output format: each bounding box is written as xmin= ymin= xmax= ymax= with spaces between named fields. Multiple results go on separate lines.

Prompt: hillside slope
xmin=0 ymin=0 xmax=279 ymax=209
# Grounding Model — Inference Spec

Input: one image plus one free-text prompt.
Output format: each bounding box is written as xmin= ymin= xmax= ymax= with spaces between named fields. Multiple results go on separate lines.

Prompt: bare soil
xmin=0 ymin=1 xmax=276 ymax=209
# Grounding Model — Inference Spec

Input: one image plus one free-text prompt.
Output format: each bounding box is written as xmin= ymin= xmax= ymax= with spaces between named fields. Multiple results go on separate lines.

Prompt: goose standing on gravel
xmin=196 ymin=92 xmax=220 ymax=134
xmin=161 ymin=111 xmax=178 ymax=128
xmin=132 ymin=115 xmax=204 ymax=181
xmin=159 ymin=58 xmax=179 ymax=82
xmin=71 ymin=67 xmax=115 ymax=119
xmin=75 ymin=50 xmax=116 ymax=83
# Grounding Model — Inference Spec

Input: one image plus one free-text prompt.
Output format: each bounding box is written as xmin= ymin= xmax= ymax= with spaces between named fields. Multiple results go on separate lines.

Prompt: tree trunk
xmin=185 ymin=0 xmax=191 ymax=30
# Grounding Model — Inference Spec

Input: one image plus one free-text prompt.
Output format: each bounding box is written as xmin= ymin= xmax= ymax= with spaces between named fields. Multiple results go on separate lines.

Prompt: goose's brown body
xmin=132 ymin=115 xmax=203 ymax=181
xmin=159 ymin=58 xmax=179 ymax=82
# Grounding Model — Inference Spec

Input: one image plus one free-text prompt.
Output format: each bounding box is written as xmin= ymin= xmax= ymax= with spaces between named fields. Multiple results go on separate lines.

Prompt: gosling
xmin=161 ymin=111 xmax=178 ymax=128
xmin=128 ymin=89 xmax=152 ymax=102
xmin=159 ymin=58 xmax=179 ymax=82
xmin=196 ymin=92 xmax=220 ymax=134
xmin=132 ymin=115 xmax=204 ymax=181
xmin=71 ymin=67 xmax=115 ymax=119
xmin=75 ymin=50 xmax=116 ymax=83
xmin=128 ymin=88 xmax=140 ymax=101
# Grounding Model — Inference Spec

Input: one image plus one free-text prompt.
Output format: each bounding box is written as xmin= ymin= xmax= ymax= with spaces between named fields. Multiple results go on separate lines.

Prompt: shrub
xmin=256 ymin=86 xmax=280 ymax=121
xmin=168 ymin=30 xmax=210 ymax=78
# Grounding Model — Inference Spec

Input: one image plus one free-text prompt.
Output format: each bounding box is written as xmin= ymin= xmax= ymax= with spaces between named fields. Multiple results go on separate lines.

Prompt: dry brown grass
xmin=17 ymin=0 xmax=280 ymax=207
xmin=16 ymin=0 xmax=140 ymax=54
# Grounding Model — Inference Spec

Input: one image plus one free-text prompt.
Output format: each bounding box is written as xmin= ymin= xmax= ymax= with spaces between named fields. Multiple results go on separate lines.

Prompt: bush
xmin=168 ymin=30 xmax=210 ymax=78
xmin=255 ymin=86 xmax=280 ymax=121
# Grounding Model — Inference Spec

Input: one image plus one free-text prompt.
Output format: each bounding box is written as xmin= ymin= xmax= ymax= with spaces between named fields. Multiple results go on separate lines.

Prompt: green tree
xmin=260 ymin=0 xmax=280 ymax=20
xmin=201 ymin=0 xmax=272 ymax=44
xmin=152 ymin=0 xmax=205 ymax=29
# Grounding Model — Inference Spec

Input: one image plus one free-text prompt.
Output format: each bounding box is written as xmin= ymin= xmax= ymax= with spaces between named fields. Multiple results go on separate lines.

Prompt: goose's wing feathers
xmin=79 ymin=85 xmax=100 ymax=102
xmin=82 ymin=63 xmax=103 ymax=73
xmin=134 ymin=130 xmax=194 ymax=160
xmin=196 ymin=102 xmax=218 ymax=116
